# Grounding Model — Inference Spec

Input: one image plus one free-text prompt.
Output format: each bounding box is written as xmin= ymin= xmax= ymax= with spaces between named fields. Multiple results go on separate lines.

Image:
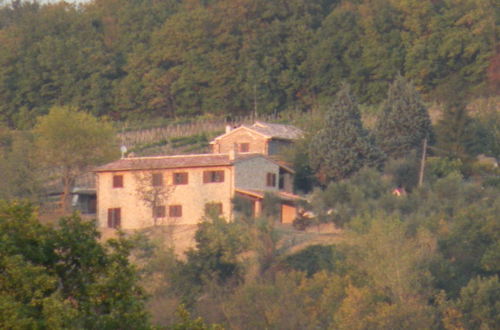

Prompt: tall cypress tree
xmin=435 ymin=99 xmax=478 ymax=160
xmin=309 ymin=85 xmax=384 ymax=184
xmin=375 ymin=74 xmax=432 ymax=158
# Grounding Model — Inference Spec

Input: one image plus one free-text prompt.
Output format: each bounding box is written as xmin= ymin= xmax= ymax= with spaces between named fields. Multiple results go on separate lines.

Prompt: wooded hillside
xmin=0 ymin=0 xmax=497 ymax=128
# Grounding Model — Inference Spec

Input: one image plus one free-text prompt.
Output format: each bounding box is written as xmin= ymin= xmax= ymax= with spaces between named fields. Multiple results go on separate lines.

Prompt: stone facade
xmin=210 ymin=122 xmax=303 ymax=156
xmin=211 ymin=128 xmax=269 ymax=154
xmin=234 ymin=156 xmax=280 ymax=192
xmin=95 ymin=153 xmax=297 ymax=230
xmin=96 ymin=165 xmax=234 ymax=229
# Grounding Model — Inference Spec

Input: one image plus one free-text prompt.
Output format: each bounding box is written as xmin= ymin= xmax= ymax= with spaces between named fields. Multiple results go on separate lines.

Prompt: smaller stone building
xmin=94 ymin=152 xmax=299 ymax=229
xmin=210 ymin=121 xmax=303 ymax=156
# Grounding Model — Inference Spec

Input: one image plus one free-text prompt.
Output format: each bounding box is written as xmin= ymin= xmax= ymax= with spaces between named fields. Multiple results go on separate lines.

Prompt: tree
xmin=175 ymin=214 xmax=250 ymax=303
xmin=134 ymin=171 xmax=175 ymax=227
xmin=453 ymin=276 xmax=500 ymax=329
xmin=309 ymin=85 xmax=384 ymax=184
xmin=435 ymin=100 xmax=477 ymax=161
xmin=0 ymin=201 xmax=150 ymax=329
xmin=375 ymin=74 xmax=432 ymax=158
xmin=0 ymin=130 xmax=43 ymax=201
xmin=33 ymin=106 xmax=118 ymax=211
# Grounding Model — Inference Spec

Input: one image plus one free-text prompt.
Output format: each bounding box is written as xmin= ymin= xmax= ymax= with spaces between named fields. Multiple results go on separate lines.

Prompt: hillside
xmin=0 ymin=0 xmax=497 ymax=128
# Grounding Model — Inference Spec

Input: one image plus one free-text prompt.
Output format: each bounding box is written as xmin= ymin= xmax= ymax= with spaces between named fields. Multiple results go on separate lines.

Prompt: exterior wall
xmin=234 ymin=157 xmax=280 ymax=192
xmin=281 ymin=203 xmax=297 ymax=224
xmin=268 ymin=139 xmax=292 ymax=156
xmin=213 ymin=129 xmax=269 ymax=155
xmin=97 ymin=166 xmax=233 ymax=229
xmin=279 ymin=171 xmax=294 ymax=193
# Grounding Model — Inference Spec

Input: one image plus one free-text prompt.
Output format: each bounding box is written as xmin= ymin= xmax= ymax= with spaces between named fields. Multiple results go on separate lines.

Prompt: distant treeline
xmin=0 ymin=0 xmax=497 ymax=128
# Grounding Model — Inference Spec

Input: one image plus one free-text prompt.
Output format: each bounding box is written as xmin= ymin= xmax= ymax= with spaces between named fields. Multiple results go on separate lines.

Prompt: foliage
xmin=0 ymin=130 xmax=43 ymax=201
xmin=136 ymin=168 xmax=499 ymax=328
xmin=33 ymin=106 xmax=118 ymax=210
xmin=435 ymin=100 xmax=479 ymax=162
xmin=169 ymin=304 xmax=223 ymax=330
xmin=134 ymin=171 xmax=175 ymax=226
xmin=425 ymin=157 xmax=463 ymax=181
xmin=283 ymin=244 xmax=345 ymax=277
xmin=375 ymin=74 xmax=432 ymax=158
xmin=0 ymin=0 xmax=497 ymax=126
xmin=261 ymin=193 xmax=281 ymax=219
xmin=0 ymin=201 xmax=150 ymax=329
xmin=174 ymin=214 xmax=250 ymax=303
xmin=383 ymin=153 xmax=420 ymax=191
xmin=231 ymin=195 xmax=254 ymax=220
xmin=309 ymin=167 xmax=392 ymax=227
xmin=309 ymin=85 xmax=384 ymax=184
xmin=451 ymin=276 xmax=500 ymax=329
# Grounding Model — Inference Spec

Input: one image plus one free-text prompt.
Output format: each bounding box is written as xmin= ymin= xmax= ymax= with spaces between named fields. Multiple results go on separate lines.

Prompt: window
xmin=107 ymin=208 xmax=121 ymax=228
xmin=203 ymin=170 xmax=225 ymax=183
xmin=279 ymin=174 xmax=285 ymax=190
xmin=169 ymin=205 xmax=182 ymax=217
xmin=266 ymin=173 xmax=276 ymax=187
xmin=153 ymin=205 xmax=166 ymax=218
xmin=205 ymin=202 xmax=223 ymax=216
xmin=152 ymin=173 xmax=163 ymax=187
xmin=239 ymin=143 xmax=250 ymax=152
xmin=113 ymin=175 xmax=123 ymax=188
xmin=173 ymin=172 xmax=188 ymax=185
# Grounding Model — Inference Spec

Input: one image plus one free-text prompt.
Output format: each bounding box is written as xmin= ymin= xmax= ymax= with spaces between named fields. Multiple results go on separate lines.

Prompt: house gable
xmin=210 ymin=122 xmax=303 ymax=156
xmin=210 ymin=127 xmax=270 ymax=154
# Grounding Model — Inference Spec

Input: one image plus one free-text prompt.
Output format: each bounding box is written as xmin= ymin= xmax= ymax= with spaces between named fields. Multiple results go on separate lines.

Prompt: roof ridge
xmin=123 ymin=153 xmax=227 ymax=160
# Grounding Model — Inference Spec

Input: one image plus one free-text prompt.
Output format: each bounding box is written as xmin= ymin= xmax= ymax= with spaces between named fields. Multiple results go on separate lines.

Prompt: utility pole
xmin=253 ymin=82 xmax=258 ymax=118
xmin=418 ymin=136 xmax=428 ymax=187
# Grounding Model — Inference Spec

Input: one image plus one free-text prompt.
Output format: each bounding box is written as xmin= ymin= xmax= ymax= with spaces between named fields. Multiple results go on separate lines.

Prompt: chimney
xmin=225 ymin=125 xmax=232 ymax=134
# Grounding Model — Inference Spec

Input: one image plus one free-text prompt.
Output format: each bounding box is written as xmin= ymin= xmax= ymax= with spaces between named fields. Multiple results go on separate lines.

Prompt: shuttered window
xmin=152 ymin=173 xmax=163 ymax=187
xmin=113 ymin=175 xmax=123 ymax=188
xmin=203 ymin=170 xmax=225 ymax=183
xmin=169 ymin=205 xmax=182 ymax=217
xmin=173 ymin=172 xmax=188 ymax=185
xmin=239 ymin=143 xmax=250 ymax=152
xmin=266 ymin=173 xmax=276 ymax=187
xmin=153 ymin=205 xmax=166 ymax=218
xmin=107 ymin=208 xmax=121 ymax=228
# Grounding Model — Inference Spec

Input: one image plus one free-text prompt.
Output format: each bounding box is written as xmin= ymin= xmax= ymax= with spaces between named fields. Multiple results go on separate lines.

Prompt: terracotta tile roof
xmin=95 ymin=154 xmax=232 ymax=172
xmin=94 ymin=153 xmax=273 ymax=172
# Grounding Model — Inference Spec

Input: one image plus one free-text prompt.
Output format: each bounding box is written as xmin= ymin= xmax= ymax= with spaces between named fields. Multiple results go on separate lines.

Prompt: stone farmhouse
xmin=94 ymin=122 xmax=303 ymax=230
xmin=210 ymin=121 xmax=303 ymax=156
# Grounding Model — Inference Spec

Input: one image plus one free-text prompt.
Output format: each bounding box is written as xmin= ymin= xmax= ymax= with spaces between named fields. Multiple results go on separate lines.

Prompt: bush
xmin=283 ymin=245 xmax=345 ymax=277
xmin=292 ymin=215 xmax=312 ymax=231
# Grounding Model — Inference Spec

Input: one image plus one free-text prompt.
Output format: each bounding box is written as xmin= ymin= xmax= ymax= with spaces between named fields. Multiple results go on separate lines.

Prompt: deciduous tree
xmin=33 ymin=106 xmax=118 ymax=211
xmin=0 ymin=201 xmax=150 ymax=329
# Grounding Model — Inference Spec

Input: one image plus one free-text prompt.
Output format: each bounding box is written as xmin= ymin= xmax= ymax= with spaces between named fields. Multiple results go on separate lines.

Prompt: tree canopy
xmin=375 ymin=74 xmax=432 ymax=158
xmin=309 ymin=85 xmax=384 ymax=184
xmin=0 ymin=0 xmax=497 ymax=127
xmin=33 ymin=106 xmax=118 ymax=210
xmin=0 ymin=201 xmax=150 ymax=329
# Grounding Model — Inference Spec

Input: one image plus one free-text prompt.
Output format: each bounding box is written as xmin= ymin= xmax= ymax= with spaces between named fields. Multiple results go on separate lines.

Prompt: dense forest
xmin=1 ymin=0 xmax=499 ymax=328
xmin=0 ymin=0 xmax=498 ymax=127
